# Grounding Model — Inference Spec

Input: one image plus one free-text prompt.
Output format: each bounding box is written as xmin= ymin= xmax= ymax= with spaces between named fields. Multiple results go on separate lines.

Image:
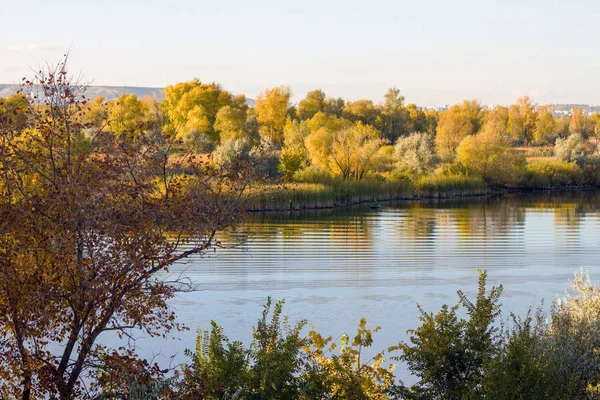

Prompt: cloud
xmin=0 ymin=44 xmax=64 ymax=52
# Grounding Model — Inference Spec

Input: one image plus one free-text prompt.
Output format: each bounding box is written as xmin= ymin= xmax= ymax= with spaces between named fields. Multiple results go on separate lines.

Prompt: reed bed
xmin=244 ymin=175 xmax=490 ymax=212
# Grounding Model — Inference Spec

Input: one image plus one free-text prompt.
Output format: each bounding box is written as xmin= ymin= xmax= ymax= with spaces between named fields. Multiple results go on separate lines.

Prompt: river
xmin=123 ymin=191 xmax=600 ymax=382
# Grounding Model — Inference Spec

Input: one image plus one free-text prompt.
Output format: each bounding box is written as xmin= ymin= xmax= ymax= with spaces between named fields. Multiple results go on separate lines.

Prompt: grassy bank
xmin=245 ymin=175 xmax=489 ymax=211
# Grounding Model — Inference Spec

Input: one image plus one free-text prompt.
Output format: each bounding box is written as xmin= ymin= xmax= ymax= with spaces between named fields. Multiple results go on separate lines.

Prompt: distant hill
xmin=0 ymin=84 xmax=165 ymax=101
xmin=0 ymin=84 xmax=256 ymax=107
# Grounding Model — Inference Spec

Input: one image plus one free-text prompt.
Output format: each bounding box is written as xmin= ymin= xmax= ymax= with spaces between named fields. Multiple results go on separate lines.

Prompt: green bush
xmin=396 ymin=270 xmax=503 ymax=399
xmin=523 ymin=159 xmax=583 ymax=187
xmin=176 ymin=299 xmax=396 ymax=400
xmin=98 ymin=271 xmax=600 ymax=399
xmin=484 ymin=310 xmax=556 ymax=400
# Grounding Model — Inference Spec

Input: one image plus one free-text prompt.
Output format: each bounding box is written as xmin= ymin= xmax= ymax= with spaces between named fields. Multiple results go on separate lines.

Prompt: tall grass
xmin=244 ymin=175 xmax=489 ymax=211
xmin=415 ymin=175 xmax=488 ymax=197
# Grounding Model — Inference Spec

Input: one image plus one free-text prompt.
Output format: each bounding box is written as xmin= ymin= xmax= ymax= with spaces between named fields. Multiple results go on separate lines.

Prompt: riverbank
xmin=244 ymin=178 xmax=599 ymax=212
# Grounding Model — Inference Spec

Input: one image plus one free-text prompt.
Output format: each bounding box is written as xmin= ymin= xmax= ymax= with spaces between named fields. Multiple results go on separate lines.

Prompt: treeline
xmin=4 ymin=80 xmax=600 ymax=195
xmin=95 ymin=270 xmax=600 ymax=400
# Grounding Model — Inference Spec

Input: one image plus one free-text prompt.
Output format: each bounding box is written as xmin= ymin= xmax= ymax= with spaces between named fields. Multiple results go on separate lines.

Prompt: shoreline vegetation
xmin=244 ymin=180 xmax=600 ymax=212
xmin=5 ymin=62 xmax=600 ymax=217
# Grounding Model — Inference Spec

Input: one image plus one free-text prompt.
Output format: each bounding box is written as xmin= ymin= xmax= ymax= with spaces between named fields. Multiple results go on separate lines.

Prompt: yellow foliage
xmin=456 ymin=131 xmax=526 ymax=186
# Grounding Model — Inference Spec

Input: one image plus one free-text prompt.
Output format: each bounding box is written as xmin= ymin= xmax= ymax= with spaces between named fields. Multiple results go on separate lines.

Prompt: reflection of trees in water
xmin=553 ymin=206 xmax=584 ymax=230
xmin=222 ymin=190 xmax=600 ymax=250
xmin=452 ymin=198 xmax=525 ymax=241
xmin=396 ymin=205 xmax=437 ymax=241
xmin=389 ymin=197 xmax=525 ymax=243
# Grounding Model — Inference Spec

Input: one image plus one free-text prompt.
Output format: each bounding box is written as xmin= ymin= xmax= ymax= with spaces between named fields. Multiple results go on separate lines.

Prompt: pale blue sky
xmin=1 ymin=0 xmax=598 ymax=105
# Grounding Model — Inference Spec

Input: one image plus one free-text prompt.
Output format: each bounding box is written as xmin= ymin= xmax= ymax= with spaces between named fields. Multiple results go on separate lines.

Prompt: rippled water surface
xmin=131 ymin=192 xmax=600 ymax=378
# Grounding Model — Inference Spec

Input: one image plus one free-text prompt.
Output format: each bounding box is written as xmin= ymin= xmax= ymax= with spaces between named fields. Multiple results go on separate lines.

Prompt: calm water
xmin=124 ymin=191 xmax=600 ymax=380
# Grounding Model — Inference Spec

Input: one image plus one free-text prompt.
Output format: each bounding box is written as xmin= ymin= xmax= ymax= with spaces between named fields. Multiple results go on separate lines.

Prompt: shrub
xmin=246 ymin=298 xmax=308 ymax=399
xmin=523 ymin=160 xmax=582 ymax=187
xmin=547 ymin=271 xmax=600 ymax=398
xmin=279 ymin=146 xmax=307 ymax=181
xmin=397 ymin=270 xmax=503 ymax=399
xmin=484 ymin=310 xmax=556 ymax=400
xmin=179 ymin=322 xmax=249 ymax=399
xmin=177 ymin=299 xmax=396 ymax=400
xmin=394 ymin=132 xmax=437 ymax=175
xmin=304 ymin=319 xmax=396 ymax=399
xmin=182 ymin=129 xmax=216 ymax=153
xmin=214 ymin=138 xmax=252 ymax=166
xmin=555 ymin=134 xmax=589 ymax=164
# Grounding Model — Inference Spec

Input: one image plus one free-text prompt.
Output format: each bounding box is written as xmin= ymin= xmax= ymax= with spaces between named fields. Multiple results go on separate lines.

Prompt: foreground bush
xmin=176 ymin=298 xmax=394 ymax=399
xmin=84 ymin=271 xmax=600 ymax=399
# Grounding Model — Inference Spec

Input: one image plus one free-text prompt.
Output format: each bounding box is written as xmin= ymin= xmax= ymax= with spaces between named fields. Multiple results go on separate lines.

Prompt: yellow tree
xmin=434 ymin=100 xmax=482 ymax=161
xmin=482 ymin=106 xmax=509 ymax=139
xmin=254 ymin=86 xmax=291 ymax=146
xmin=305 ymin=114 xmax=351 ymax=172
xmin=161 ymin=79 xmax=236 ymax=142
xmin=533 ymin=106 xmax=557 ymax=145
xmin=407 ymin=104 xmax=430 ymax=135
xmin=569 ymin=106 xmax=593 ymax=137
xmin=81 ymin=96 xmax=108 ymax=129
xmin=297 ymin=89 xmax=326 ymax=120
xmin=342 ymin=99 xmax=381 ymax=126
xmin=306 ymin=120 xmax=385 ymax=180
xmin=456 ymin=131 xmax=526 ymax=186
xmin=214 ymin=105 xmax=251 ymax=142
xmin=107 ymin=94 xmax=149 ymax=140
xmin=592 ymin=113 xmax=600 ymax=145
xmin=508 ymin=96 xmax=537 ymax=144
xmin=0 ymin=93 xmax=30 ymax=132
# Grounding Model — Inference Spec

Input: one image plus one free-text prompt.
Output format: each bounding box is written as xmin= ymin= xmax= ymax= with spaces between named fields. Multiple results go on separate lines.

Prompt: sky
xmin=1 ymin=0 xmax=599 ymax=106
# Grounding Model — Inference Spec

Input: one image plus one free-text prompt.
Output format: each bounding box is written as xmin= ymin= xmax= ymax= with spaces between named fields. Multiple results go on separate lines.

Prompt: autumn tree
xmin=592 ymin=113 xmax=600 ymax=145
xmin=533 ymin=105 xmax=557 ymax=145
xmin=297 ymin=89 xmax=326 ymax=120
xmin=324 ymin=97 xmax=345 ymax=117
xmin=214 ymin=105 xmax=255 ymax=143
xmin=456 ymin=131 xmax=526 ymax=186
xmin=406 ymin=104 xmax=430 ymax=135
xmin=107 ymin=93 xmax=149 ymax=140
xmin=435 ymin=100 xmax=482 ymax=161
xmin=379 ymin=88 xmax=409 ymax=142
xmin=482 ymin=105 xmax=510 ymax=139
xmin=569 ymin=106 xmax=593 ymax=137
xmin=0 ymin=57 xmax=254 ymax=399
xmin=254 ymin=86 xmax=291 ymax=146
xmin=508 ymin=96 xmax=537 ymax=144
xmin=306 ymin=119 xmax=385 ymax=180
xmin=279 ymin=118 xmax=310 ymax=180
xmin=342 ymin=99 xmax=381 ymax=127
xmin=81 ymin=96 xmax=108 ymax=129
xmin=0 ymin=93 xmax=29 ymax=132
xmin=304 ymin=114 xmax=352 ymax=173
xmin=161 ymin=79 xmax=236 ymax=143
